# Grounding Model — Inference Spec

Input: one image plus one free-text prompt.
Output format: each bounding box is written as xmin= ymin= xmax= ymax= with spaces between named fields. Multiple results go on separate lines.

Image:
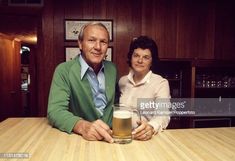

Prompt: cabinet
xmin=155 ymin=59 xmax=235 ymax=129
xmin=191 ymin=60 xmax=235 ymax=128
xmin=155 ymin=60 xmax=192 ymax=98
xmin=154 ymin=60 xmax=192 ymax=129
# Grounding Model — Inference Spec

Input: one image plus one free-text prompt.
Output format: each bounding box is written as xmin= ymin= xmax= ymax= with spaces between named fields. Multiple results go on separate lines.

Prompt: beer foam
xmin=113 ymin=110 xmax=131 ymax=119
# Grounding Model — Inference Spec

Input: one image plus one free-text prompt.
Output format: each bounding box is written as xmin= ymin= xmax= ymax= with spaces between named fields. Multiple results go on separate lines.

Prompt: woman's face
xmin=131 ymin=48 xmax=152 ymax=75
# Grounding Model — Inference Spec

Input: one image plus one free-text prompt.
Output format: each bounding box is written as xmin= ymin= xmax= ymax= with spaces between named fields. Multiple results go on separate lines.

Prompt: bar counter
xmin=0 ymin=118 xmax=234 ymax=161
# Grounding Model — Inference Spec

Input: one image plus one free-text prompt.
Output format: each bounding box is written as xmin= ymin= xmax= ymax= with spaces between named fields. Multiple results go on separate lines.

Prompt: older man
xmin=48 ymin=22 xmax=117 ymax=143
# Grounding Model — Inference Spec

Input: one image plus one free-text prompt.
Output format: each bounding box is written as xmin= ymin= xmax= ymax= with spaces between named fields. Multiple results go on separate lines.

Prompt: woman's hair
xmin=127 ymin=36 xmax=159 ymax=70
xmin=78 ymin=22 xmax=110 ymax=42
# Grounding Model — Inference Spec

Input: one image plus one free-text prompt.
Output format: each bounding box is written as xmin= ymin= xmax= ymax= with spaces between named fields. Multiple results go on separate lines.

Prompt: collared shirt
xmin=79 ymin=55 xmax=107 ymax=115
xmin=127 ymin=70 xmax=152 ymax=86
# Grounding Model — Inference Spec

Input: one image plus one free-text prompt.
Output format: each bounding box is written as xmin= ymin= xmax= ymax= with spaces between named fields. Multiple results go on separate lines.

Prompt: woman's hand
xmin=132 ymin=120 xmax=155 ymax=141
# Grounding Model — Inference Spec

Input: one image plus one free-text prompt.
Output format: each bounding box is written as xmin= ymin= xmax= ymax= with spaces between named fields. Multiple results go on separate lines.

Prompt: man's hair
xmin=78 ymin=22 xmax=110 ymax=41
xmin=127 ymin=36 xmax=159 ymax=70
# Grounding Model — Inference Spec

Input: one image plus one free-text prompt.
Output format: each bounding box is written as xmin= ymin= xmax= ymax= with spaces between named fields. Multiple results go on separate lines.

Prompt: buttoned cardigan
xmin=47 ymin=56 xmax=117 ymax=133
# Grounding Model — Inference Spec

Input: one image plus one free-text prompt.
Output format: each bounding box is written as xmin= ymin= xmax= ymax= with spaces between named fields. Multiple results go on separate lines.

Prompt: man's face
xmin=78 ymin=25 xmax=109 ymax=69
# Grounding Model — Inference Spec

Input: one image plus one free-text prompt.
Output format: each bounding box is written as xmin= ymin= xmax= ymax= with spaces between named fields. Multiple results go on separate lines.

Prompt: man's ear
xmin=78 ymin=40 xmax=82 ymax=50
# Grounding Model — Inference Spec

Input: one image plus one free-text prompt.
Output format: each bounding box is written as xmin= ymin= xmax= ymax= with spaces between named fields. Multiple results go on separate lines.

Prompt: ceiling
xmin=0 ymin=5 xmax=41 ymax=44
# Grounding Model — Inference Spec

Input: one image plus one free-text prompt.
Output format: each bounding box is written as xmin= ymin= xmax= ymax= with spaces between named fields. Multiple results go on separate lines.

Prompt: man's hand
xmin=73 ymin=119 xmax=113 ymax=143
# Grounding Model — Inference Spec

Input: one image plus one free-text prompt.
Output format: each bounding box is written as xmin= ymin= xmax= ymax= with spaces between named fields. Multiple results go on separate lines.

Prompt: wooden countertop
xmin=0 ymin=118 xmax=235 ymax=161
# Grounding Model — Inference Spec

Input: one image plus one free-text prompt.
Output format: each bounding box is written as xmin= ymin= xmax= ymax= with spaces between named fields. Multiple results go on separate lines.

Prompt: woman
xmin=119 ymin=36 xmax=170 ymax=141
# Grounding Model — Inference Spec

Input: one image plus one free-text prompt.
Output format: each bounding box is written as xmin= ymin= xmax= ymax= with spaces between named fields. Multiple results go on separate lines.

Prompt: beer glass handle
xmin=132 ymin=109 xmax=142 ymax=122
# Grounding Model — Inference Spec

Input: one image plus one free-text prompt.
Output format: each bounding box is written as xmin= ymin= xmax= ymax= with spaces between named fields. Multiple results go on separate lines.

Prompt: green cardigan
xmin=47 ymin=56 xmax=117 ymax=133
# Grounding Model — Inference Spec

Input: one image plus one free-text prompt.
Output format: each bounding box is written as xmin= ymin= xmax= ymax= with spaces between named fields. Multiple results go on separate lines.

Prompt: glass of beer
xmin=112 ymin=104 xmax=140 ymax=144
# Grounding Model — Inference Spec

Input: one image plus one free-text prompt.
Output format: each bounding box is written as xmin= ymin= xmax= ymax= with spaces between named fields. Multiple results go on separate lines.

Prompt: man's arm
xmin=47 ymin=64 xmax=81 ymax=133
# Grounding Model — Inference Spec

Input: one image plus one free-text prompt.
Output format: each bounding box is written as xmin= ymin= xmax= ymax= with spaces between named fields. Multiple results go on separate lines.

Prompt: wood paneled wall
xmin=0 ymin=34 xmax=21 ymax=121
xmin=36 ymin=0 xmax=235 ymax=116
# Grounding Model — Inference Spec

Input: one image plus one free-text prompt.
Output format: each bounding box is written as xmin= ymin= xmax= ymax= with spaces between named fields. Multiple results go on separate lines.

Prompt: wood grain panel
xmin=106 ymin=0 xmax=118 ymax=62
xmin=64 ymin=0 xmax=83 ymax=19
xmin=154 ymin=0 xmax=177 ymax=58
xmin=93 ymin=0 xmax=107 ymax=18
xmin=115 ymin=0 xmax=134 ymax=76
xmin=36 ymin=0 xmax=54 ymax=116
xmin=141 ymin=0 xmax=155 ymax=37
xmin=54 ymin=0 xmax=65 ymax=64
xmin=0 ymin=35 xmax=13 ymax=121
xmin=131 ymin=0 xmax=142 ymax=38
xmin=82 ymin=0 xmax=94 ymax=19
xmin=12 ymin=39 xmax=22 ymax=116
xmin=214 ymin=1 xmax=235 ymax=60
xmin=0 ymin=34 xmax=21 ymax=121
xmin=176 ymin=0 xmax=215 ymax=59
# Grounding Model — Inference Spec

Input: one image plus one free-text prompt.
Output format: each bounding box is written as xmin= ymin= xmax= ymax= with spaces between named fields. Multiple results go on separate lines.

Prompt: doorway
xmin=20 ymin=44 xmax=38 ymax=116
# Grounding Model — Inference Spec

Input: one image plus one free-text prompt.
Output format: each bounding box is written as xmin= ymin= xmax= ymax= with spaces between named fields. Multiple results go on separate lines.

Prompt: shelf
xmin=153 ymin=59 xmax=235 ymax=128
xmin=167 ymin=79 xmax=182 ymax=81
xmin=195 ymin=87 xmax=235 ymax=89
xmin=192 ymin=117 xmax=232 ymax=128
